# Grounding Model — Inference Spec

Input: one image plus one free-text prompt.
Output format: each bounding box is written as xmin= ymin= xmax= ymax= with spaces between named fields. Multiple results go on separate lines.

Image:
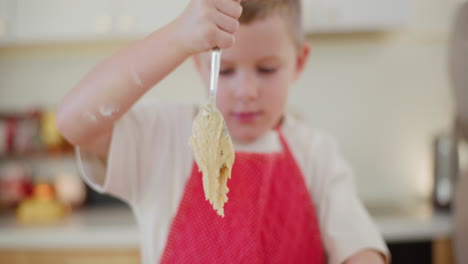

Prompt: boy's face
xmin=195 ymin=14 xmax=310 ymax=143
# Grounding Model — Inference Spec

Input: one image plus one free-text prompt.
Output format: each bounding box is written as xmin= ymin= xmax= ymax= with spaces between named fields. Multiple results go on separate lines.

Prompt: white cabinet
xmin=13 ymin=0 xmax=113 ymax=43
xmin=0 ymin=0 xmax=187 ymax=44
xmin=302 ymin=0 xmax=411 ymax=33
xmin=0 ymin=0 xmax=15 ymax=42
xmin=0 ymin=0 xmax=411 ymax=45
xmin=114 ymin=0 xmax=188 ymax=36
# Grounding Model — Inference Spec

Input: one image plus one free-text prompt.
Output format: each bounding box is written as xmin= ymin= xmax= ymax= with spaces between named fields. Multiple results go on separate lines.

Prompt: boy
xmin=58 ymin=0 xmax=389 ymax=263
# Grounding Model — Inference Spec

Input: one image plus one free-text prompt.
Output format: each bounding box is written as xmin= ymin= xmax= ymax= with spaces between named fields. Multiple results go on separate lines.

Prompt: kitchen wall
xmin=0 ymin=0 xmax=459 ymax=206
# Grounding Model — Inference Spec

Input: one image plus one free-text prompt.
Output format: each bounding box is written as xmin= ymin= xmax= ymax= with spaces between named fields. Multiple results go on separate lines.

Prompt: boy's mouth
xmin=232 ymin=111 xmax=261 ymax=123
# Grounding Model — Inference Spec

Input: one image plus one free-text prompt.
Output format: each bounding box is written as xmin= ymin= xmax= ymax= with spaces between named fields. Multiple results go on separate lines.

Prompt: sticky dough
xmin=189 ymin=103 xmax=235 ymax=217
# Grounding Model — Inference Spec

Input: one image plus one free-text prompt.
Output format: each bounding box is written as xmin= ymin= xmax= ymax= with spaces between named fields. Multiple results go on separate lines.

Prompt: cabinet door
xmin=0 ymin=0 xmax=14 ymax=42
xmin=0 ymin=249 xmax=140 ymax=264
xmin=115 ymin=0 xmax=188 ymax=36
xmin=14 ymin=0 xmax=113 ymax=43
xmin=303 ymin=0 xmax=410 ymax=33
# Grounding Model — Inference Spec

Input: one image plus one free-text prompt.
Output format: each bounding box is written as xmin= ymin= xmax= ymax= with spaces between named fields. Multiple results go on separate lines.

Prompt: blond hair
xmin=239 ymin=0 xmax=304 ymax=46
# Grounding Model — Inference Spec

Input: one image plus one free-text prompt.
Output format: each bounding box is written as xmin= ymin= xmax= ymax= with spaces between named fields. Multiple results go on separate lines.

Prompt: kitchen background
xmin=0 ymin=0 xmax=464 ymax=263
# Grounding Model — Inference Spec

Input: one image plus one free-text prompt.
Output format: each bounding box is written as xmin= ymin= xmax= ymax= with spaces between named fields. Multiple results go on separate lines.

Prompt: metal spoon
xmin=209 ymin=47 xmax=221 ymax=105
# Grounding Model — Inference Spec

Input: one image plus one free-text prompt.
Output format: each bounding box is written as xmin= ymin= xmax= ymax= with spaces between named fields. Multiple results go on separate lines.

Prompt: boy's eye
xmin=258 ymin=67 xmax=277 ymax=74
xmin=219 ymin=68 xmax=234 ymax=75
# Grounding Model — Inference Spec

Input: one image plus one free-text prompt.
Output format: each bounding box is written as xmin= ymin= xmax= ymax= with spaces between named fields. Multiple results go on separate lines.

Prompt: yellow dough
xmin=189 ymin=103 xmax=235 ymax=217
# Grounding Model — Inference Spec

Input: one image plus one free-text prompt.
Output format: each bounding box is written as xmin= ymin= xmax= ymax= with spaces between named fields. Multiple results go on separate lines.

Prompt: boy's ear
xmin=294 ymin=42 xmax=311 ymax=81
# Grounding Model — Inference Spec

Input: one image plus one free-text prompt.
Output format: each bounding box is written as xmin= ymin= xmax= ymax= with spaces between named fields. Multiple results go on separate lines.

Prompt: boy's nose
xmin=233 ymin=73 xmax=259 ymax=101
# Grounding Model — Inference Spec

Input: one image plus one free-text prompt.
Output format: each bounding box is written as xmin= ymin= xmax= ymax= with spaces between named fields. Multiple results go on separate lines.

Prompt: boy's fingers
xmin=214 ymin=12 xmax=239 ymax=34
xmin=215 ymin=0 xmax=243 ymax=19
xmin=215 ymin=27 xmax=235 ymax=49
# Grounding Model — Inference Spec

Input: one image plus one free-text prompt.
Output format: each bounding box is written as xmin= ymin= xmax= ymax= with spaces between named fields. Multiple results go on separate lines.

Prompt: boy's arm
xmin=304 ymin=132 xmax=390 ymax=263
xmin=57 ymin=0 xmax=242 ymax=158
xmin=57 ymin=22 xmax=187 ymax=158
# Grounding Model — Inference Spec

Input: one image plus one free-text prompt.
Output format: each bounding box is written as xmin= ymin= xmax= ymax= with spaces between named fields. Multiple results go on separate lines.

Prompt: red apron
xmin=161 ymin=130 xmax=325 ymax=263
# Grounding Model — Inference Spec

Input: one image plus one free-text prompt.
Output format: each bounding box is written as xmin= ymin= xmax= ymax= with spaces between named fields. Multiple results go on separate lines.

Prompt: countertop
xmin=370 ymin=202 xmax=453 ymax=243
xmin=0 ymin=203 xmax=453 ymax=249
xmin=0 ymin=207 xmax=138 ymax=249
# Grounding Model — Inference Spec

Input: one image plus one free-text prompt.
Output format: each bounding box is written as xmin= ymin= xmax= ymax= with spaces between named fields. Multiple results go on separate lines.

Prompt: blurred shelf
xmin=0 ymin=149 xmax=74 ymax=161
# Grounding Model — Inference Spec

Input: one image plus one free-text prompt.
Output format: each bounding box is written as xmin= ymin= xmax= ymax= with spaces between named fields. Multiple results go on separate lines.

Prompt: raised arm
xmin=57 ymin=0 xmax=243 ymax=158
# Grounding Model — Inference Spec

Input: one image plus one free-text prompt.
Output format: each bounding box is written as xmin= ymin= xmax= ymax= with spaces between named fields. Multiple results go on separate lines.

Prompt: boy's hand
xmin=344 ymin=250 xmax=387 ymax=264
xmin=174 ymin=0 xmax=243 ymax=56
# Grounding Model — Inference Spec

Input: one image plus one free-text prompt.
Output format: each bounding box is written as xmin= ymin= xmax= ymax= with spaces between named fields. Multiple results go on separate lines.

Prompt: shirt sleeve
xmin=310 ymin=133 xmax=390 ymax=264
xmin=75 ymin=100 xmax=195 ymax=209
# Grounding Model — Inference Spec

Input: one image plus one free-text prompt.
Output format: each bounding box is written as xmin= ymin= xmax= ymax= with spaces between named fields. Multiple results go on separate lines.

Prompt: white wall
xmin=0 ymin=0 xmax=459 ymax=206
